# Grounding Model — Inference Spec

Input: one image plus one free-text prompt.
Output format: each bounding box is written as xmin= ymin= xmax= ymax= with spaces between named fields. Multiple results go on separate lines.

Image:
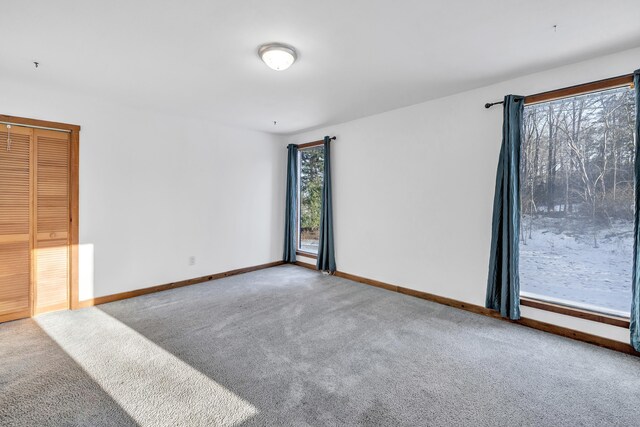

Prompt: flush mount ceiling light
xmin=259 ymin=43 xmax=297 ymax=71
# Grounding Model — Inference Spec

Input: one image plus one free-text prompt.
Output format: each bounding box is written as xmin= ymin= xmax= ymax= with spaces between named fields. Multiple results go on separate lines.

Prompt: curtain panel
xmin=486 ymin=95 xmax=525 ymax=320
xmin=631 ymin=69 xmax=640 ymax=351
xmin=317 ymin=136 xmax=336 ymax=272
xmin=283 ymin=144 xmax=298 ymax=263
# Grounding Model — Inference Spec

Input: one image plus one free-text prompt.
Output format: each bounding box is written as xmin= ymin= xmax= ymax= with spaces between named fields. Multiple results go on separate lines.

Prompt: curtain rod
xmin=484 ymin=73 xmax=634 ymax=109
xmin=484 ymin=101 xmax=505 ymax=109
xmin=484 ymin=99 xmax=522 ymax=109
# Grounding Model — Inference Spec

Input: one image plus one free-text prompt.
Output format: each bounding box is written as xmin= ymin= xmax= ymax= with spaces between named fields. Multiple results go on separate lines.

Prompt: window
xmin=298 ymin=145 xmax=324 ymax=254
xmin=520 ymin=84 xmax=636 ymax=318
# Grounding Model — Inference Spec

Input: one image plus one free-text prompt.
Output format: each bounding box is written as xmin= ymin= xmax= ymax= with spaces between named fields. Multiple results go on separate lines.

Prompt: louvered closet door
xmin=34 ymin=129 xmax=70 ymax=314
xmin=0 ymin=125 xmax=32 ymax=322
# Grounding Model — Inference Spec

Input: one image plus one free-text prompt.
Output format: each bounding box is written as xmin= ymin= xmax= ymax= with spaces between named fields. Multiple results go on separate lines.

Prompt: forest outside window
xmin=520 ymin=84 xmax=636 ymax=318
xmin=298 ymin=145 xmax=324 ymax=254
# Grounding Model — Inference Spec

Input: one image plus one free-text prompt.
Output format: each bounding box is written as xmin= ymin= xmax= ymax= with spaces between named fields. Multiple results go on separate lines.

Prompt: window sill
xmin=296 ymin=251 xmax=318 ymax=260
xmin=520 ymin=296 xmax=630 ymax=329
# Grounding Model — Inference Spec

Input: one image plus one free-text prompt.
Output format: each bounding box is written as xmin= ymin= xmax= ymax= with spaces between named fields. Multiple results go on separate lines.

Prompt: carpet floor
xmin=1 ymin=264 xmax=639 ymax=426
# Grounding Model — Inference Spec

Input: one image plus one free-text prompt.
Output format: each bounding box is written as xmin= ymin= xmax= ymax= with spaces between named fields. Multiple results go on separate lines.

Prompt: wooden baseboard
xmin=77 ymin=261 xmax=285 ymax=308
xmin=335 ymin=270 xmax=398 ymax=292
xmin=296 ymin=261 xmax=639 ymax=357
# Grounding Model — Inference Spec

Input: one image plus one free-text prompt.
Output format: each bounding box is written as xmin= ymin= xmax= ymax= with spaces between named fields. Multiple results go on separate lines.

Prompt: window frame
xmin=295 ymin=140 xmax=325 ymax=259
xmin=519 ymin=73 xmax=635 ymax=327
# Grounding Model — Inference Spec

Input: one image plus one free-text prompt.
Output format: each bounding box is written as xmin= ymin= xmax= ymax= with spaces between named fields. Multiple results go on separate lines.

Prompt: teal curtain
xmin=631 ymin=69 xmax=640 ymax=351
xmin=317 ymin=136 xmax=336 ymax=272
xmin=486 ymin=95 xmax=524 ymax=320
xmin=283 ymin=144 xmax=298 ymax=263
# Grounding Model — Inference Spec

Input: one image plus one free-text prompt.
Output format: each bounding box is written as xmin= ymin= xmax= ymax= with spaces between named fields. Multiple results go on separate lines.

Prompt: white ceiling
xmin=1 ymin=0 xmax=639 ymax=134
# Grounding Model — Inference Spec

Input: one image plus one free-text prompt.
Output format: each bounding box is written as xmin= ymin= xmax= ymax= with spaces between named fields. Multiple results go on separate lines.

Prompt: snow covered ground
xmin=520 ymin=216 xmax=633 ymax=317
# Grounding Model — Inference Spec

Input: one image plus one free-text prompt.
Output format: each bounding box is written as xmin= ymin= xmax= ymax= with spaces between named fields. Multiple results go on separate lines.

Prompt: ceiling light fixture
xmin=259 ymin=43 xmax=297 ymax=71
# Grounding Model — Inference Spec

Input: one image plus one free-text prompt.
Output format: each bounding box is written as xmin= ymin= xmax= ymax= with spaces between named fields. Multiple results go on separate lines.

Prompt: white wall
xmin=0 ymin=77 xmax=286 ymax=301
xmin=289 ymin=47 xmax=640 ymax=343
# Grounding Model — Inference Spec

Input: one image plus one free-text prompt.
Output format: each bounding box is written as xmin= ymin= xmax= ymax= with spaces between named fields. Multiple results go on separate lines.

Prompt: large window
xmin=520 ymin=85 xmax=636 ymax=317
xmin=298 ymin=145 xmax=324 ymax=254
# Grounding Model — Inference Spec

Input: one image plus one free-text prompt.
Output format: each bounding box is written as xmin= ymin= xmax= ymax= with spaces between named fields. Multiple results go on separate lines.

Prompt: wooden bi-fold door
xmin=0 ymin=125 xmax=32 ymax=322
xmin=33 ymin=129 xmax=70 ymax=315
xmin=0 ymin=123 xmax=72 ymax=322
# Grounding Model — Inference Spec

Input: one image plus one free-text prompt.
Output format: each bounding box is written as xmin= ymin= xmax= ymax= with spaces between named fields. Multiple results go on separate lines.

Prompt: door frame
xmin=0 ymin=114 xmax=80 ymax=314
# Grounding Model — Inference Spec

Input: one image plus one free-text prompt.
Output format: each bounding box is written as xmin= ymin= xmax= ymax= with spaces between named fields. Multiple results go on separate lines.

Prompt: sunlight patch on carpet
xmin=36 ymin=309 xmax=258 ymax=426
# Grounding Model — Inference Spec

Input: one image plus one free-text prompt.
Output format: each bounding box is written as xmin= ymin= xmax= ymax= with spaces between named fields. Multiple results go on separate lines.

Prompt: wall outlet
xmin=188 ymin=256 xmax=196 ymax=266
